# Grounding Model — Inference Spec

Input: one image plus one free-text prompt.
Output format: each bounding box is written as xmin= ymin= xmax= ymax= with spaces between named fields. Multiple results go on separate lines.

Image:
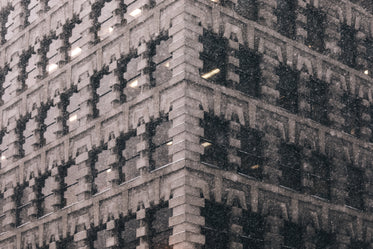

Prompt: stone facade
xmin=0 ymin=0 xmax=372 ymax=248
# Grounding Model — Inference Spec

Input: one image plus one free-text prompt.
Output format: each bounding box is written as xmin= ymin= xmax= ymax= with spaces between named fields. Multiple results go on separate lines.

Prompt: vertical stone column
xmin=295 ymin=1 xmax=308 ymax=45
xmin=3 ymin=119 xmax=21 ymax=162
xmin=136 ymin=41 xmax=151 ymax=91
xmin=229 ymin=206 xmax=243 ymax=249
xmin=324 ymin=15 xmax=341 ymax=60
xmin=169 ymin=173 xmax=205 ymax=249
xmin=50 ymin=165 xmax=63 ymax=210
xmin=136 ymin=208 xmax=149 ymax=249
xmin=105 ymin=219 xmax=119 ymax=248
xmin=226 ymin=39 xmax=240 ymax=90
xmin=263 ymin=215 xmax=284 ymax=249
xmin=257 ymin=0 xmax=277 ymax=30
xmin=359 ymin=98 xmax=372 ymax=141
xmin=75 ymin=151 xmax=93 ymax=202
xmin=261 ymin=134 xmax=281 ymax=185
xmin=327 ymin=83 xmax=345 ymax=130
xmin=77 ymin=75 xmax=94 ymax=126
xmin=228 ymin=121 xmax=241 ymax=171
xmin=136 ymin=123 xmax=150 ymax=175
xmin=107 ymin=137 xmax=120 ymax=185
xmin=259 ymin=56 xmax=280 ymax=106
xmin=2 ymin=186 xmax=16 ymax=230
xmin=27 ymin=177 xmax=39 ymax=219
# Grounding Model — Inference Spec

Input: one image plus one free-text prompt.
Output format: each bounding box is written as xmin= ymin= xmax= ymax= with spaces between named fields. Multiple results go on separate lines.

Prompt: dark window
xmin=237 ymin=45 xmax=261 ymax=97
xmin=279 ymin=143 xmax=302 ymax=191
xmin=148 ymin=117 xmax=172 ymax=170
xmin=349 ymin=240 xmax=370 ymax=249
xmin=346 ymin=165 xmax=365 ymax=210
xmin=315 ymin=230 xmax=336 ymax=249
xmin=238 ymin=127 xmax=263 ymax=180
xmin=305 ymin=6 xmax=325 ymax=52
xmin=200 ymin=30 xmax=228 ymax=85
xmin=147 ymin=203 xmax=173 ymax=249
xmin=201 ymin=200 xmax=231 ymax=249
xmin=200 ymin=114 xmax=229 ymax=169
xmin=282 ymin=221 xmax=303 ymax=249
xmin=241 ymin=211 xmax=264 ymax=249
xmin=120 ymin=131 xmax=140 ymax=182
xmin=276 ymin=0 xmax=297 ymax=39
xmin=119 ymin=216 xmax=138 ymax=249
xmin=276 ymin=65 xmax=299 ymax=113
xmin=308 ymin=152 xmax=331 ymax=199
xmin=15 ymin=184 xmax=33 ymax=226
xmin=307 ymin=77 xmax=328 ymax=125
xmin=339 ymin=24 xmax=357 ymax=68
xmin=235 ymin=0 xmax=258 ymax=21
xmin=342 ymin=95 xmax=362 ymax=137
xmin=364 ymin=37 xmax=373 ymax=75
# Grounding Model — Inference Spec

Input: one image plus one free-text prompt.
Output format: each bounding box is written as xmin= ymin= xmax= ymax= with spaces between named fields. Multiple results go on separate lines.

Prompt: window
xmin=364 ymin=37 xmax=373 ymax=75
xmin=39 ymin=173 xmax=56 ymax=216
xmin=339 ymin=24 xmax=357 ymax=68
xmin=276 ymin=64 xmax=299 ymax=113
xmin=241 ymin=211 xmax=264 ymax=249
xmin=235 ymin=0 xmax=258 ymax=21
xmin=148 ymin=117 xmax=172 ymax=170
xmin=315 ymin=230 xmax=336 ymax=249
xmin=307 ymin=77 xmax=329 ymax=125
xmin=118 ymin=216 xmax=138 ymax=249
xmin=200 ymin=30 xmax=228 ymax=85
xmin=120 ymin=131 xmax=140 ymax=182
xmin=238 ymin=127 xmax=263 ymax=180
xmin=276 ymin=0 xmax=297 ymax=39
xmin=147 ymin=203 xmax=172 ymax=249
xmin=346 ymin=165 xmax=365 ymax=210
xmin=237 ymin=45 xmax=261 ymax=97
xmin=15 ymin=183 xmax=33 ymax=226
xmin=308 ymin=152 xmax=331 ymax=199
xmin=282 ymin=221 xmax=303 ymax=249
xmin=305 ymin=6 xmax=325 ymax=52
xmin=279 ymin=143 xmax=302 ymax=191
xmin=200 ymin=114 xmax=229 ymax=169
xmin=201 ymin=200 xmax=231 ymax=249
xmin=349 ymin=240 xmax=370 ymax=249
xmin=342 ymin=95 xmax=362 ymax=137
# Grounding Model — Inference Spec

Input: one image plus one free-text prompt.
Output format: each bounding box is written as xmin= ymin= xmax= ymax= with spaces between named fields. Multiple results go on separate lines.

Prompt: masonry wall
xmin=0 ymin=0 xmax=371 ymax=248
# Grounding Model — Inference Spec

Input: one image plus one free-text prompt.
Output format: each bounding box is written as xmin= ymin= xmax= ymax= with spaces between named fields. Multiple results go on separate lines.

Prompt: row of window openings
xmin=201 ymin=114 xmax=365 ymax=210
xmin=9 ymin=121 xmax=172 ymax=225
xmin=203 ymin=200 xmax=370 ymax=249
xmin=199 ymin=33 xmax=365 ymax=137
xmin=209 ymin=0 xmax=373 ymax=75
xmin=25 ymin=204 xmax=171 ymax=249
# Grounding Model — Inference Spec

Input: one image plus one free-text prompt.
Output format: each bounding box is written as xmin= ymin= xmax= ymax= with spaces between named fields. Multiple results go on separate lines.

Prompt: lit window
xmin=200 ymin=114 xmax=229 ymax=169
xmin=238 ymin=127 xmax=263 ymax=180
xmin=47 ymin=63 xmax=58 ymax=73
xmin=200 ymin=30 xmax=228 ymax=85
xmin=128 ymin=78 xmax=138 ymax=88
xmin=201 ymin=68 xmax=220 ymax=79
xmin=129 ymin=8 xmax=142 ymax=17
xmin=69 ymin=114 xmax=77 ymax=122
xmin=364 ymin=70 xmax=369 ymax=75
xmin=70 ymin=47 xmax=82 ymax=57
